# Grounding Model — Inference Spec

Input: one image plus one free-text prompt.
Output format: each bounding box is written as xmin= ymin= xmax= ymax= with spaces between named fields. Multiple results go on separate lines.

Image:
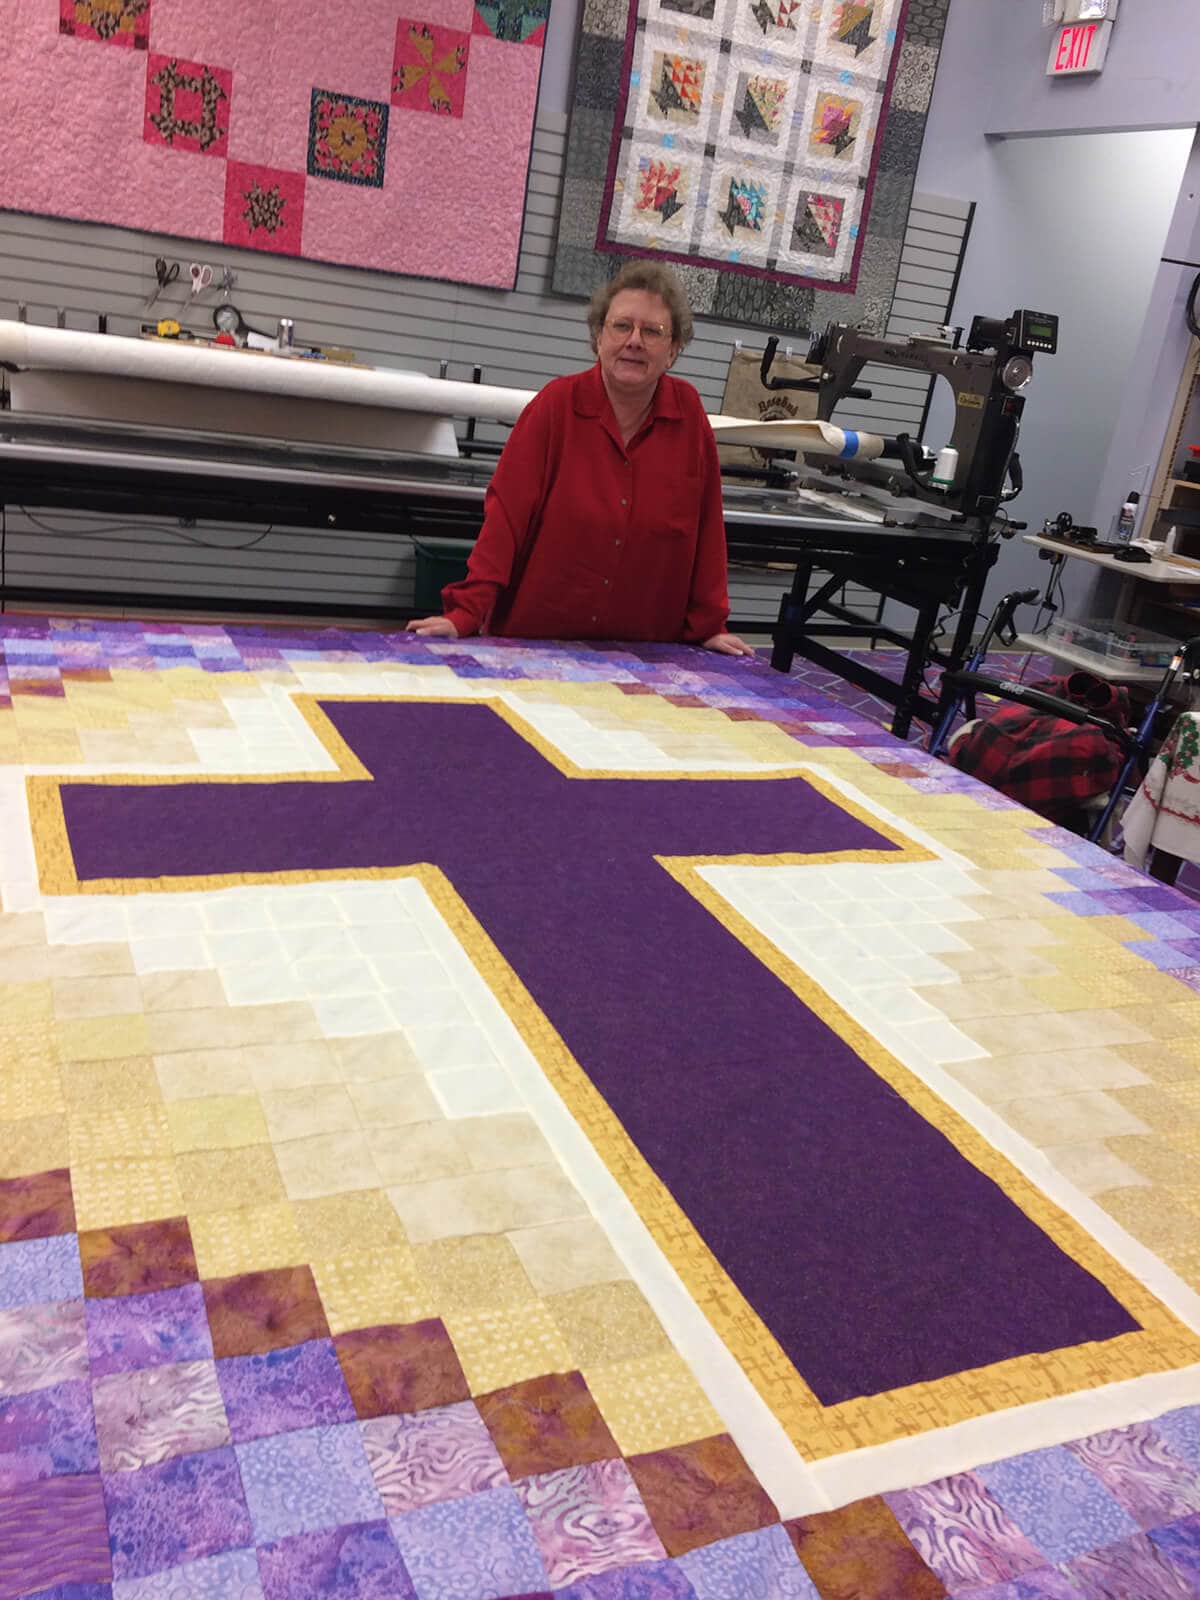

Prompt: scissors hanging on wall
xmin=189 ymin=262 xmax=214 ymax=296
xmin=143 ymin=257 xmax=180 ymax=311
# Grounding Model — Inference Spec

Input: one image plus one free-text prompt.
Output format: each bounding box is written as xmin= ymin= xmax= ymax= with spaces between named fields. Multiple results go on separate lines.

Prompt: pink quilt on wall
xmin=5 ymin=0 xmax=549 ymax=288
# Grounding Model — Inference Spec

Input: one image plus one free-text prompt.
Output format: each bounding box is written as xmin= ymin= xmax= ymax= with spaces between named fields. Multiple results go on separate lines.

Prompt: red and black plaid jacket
xmin=949 ymin=672 xmax=1130 ymax=821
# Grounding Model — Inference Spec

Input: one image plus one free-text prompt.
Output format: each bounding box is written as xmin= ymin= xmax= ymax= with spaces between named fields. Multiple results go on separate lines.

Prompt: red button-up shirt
xmin=441 ymin=363 xmax=730 ymax=643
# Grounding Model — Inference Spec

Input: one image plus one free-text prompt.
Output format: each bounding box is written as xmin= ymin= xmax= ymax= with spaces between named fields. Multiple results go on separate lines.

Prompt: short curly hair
xmin=586 ymin=261 xmax=694 ymax=354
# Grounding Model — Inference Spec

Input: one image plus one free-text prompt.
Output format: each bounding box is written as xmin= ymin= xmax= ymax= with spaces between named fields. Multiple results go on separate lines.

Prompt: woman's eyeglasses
xmin=604 ymin=318 xmax=671 ymax=347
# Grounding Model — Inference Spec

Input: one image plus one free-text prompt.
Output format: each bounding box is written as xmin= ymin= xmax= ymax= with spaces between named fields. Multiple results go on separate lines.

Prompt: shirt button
xmin=620 ymin=498 xmax=628 ymax=507
xmin=591 ymin=615 xmax=598 ymax=623
xmin=603 ymin=578 xmax=609 ymax=586
xmin=614 ymin=539 xmax=622 ymax=547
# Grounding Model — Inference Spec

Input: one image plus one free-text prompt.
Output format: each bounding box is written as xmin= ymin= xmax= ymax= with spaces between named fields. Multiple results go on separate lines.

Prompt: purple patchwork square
xmin=0 ymin=1299 xmax=88 ymax=1396
xmin=1066 ymin=1424 xmax=1200 ymax=1530
xmin=1063 ymin=1528 xmax=1198 ymax=1597
xmin=515 ymin=1458 xmax=666 ymax=1588
xmin=885 ymin=1471 xmax=1044 ymax=1585
xmin=555 ymin=1560 xmax=698 ymax=1597
xmin=390 ymin=1485 xmax=549 ymax=1599
xmin=677 ymin=1523 xmax=818 ymax=1597
xmin=218 ymin=1338 xmax=354 ymax=1443
xmin=107 ymin=1547 xmax=262 ymax=1597
xmin=17 ymin=1585 xmax=114 ymax=1600
xmin=978 ymin=1444 xmax=1138 ymax=1564
xmin=0 ymin=1472 xmax=111 ymax=1595
xmin=361 ymin=1399 xmax=509 ymax=1513
xmin=103 ymin=1445 xmax=253 ymax=1580
xmin=258 ymin=1520 xmax=416 ymax=1599
xmin=1150 ymin=1512 xmax=1200 ymax=1587
xmin=86 ymin=1282 xmax=212 ymax=1378
xmin=94 ymin=1357 xmax=230 ymax=1471
xmin=0 ymin=1377 xmax=98 ymax=1486
xmin=0 ymin=1233 xmax=83 ymax=1311
xmin=236 ymin=1422 xmax=384 ymax=1543
xmin=1153 ymin=1409 xmax=1200 ymax=1474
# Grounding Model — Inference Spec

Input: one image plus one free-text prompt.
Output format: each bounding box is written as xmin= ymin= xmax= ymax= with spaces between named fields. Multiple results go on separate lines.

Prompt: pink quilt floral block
xmin=223 ymin=161 xmax=305 ymax=256
xmin=144 ymin=54 xmax=233 ymax=158
xmin=59 ymin=0 xmax=151 ymax=50
xmin=392 ymin=20 xmax=471 ymax=119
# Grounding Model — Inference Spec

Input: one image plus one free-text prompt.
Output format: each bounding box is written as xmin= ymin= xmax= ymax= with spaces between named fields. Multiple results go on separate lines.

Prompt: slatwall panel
xmin=0 ymin=111 xmax=972 ymax=626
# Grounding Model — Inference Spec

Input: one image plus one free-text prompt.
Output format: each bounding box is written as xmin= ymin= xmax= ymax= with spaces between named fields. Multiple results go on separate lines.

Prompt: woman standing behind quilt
xmin=407 ymin=261 xmax=751 ymax=657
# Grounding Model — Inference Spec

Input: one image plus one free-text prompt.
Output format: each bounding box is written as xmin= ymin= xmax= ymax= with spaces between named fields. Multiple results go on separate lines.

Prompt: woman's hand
xmin=702 ymin=631 xmax=755 ymax=658
xmin=406 ymin=617 xmax=460 ymax=639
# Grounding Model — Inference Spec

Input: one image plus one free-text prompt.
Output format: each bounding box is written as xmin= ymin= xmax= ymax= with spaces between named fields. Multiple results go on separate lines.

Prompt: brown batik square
xmin=784 ymin=1496 xmax=949 ymax=1600
xmin=202 ymin=1264 xmax=330 ymax=1359
xmin=79 ymin=1214 xmax=197 ymax=1299
xmin=333 ymin=1319 xmax=469 ymax=1419
xmin=476 ymin=1370 xmax=620 ymax=1480
xmin=626 ymin=1433 xmax=778 ymax=1557
xmin=0 ymin=1169 xmax=76 ymax=1243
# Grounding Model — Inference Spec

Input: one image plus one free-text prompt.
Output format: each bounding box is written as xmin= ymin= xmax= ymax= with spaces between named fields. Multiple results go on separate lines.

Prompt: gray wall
xmin=923 ymin=126 xmax=1194 ymax=597
xmin=915 ymin=0 xmax=1200 ymax=607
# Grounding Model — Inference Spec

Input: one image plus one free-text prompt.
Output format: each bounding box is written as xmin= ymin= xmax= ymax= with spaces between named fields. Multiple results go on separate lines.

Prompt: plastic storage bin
xmin=1046 ymin=616 xmax=1178 ymax=672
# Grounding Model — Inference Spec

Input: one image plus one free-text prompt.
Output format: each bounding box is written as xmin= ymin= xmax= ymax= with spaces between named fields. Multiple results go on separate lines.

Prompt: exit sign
xmin=1047 ymin=18 xmax=1113 ymax=74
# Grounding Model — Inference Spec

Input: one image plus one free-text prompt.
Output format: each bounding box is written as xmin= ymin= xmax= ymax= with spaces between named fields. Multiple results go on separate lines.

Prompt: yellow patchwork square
xmin=175 ymin=1145 xmax=286 ymax=1213
xmin=293 ymin=1190 xmax=407 ymax=1259
xmin=583 ymin=1351 xmax=724 ymax=1455
xmin=71 ymin=1158 xmax=185 ymax=1232
xmin=0 ymin=1114 xmax=69 ymax=1180
xmin=0 ymin=1024 xmax=58 ymax=1076
xmin=189 ymin=1201 xmax=307 ymax=1279
xmin=413 ymin=1234 xmax=536 ymax=1315
xmin=0 ymin=1069 xmax=64 ymax=1123
xmin=166 ymin=1095 xmax=270 ymax=1153
xmin=68 ymin=1104 xmax=172 ymax=1163
xmin=311 ymin=1247 xmax=434 ymax=1335
xmin=0 ymin=981 xmax=53 ymax=1026
xmin=546 ymin=1281 xmax=672 ymax=1368
xmin=57 ymin=1013 xmax=151 ymax=1064
xmin=60 ymin=1057 xmax=162 ymax=1113
xmin=51 ymin=976 xmax=144 ymax=1021
xmin=443 ymin=1302 xmax=573 ymax=1394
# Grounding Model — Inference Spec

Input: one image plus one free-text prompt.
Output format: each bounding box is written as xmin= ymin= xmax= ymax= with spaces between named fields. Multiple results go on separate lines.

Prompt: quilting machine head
xmin=763 ymin=310 xmax=1059 ymax=527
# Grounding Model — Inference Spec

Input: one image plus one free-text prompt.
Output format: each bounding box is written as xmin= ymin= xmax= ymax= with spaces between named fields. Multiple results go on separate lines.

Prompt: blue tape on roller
xmin=839 ymin=431 xmax=859 ymax=458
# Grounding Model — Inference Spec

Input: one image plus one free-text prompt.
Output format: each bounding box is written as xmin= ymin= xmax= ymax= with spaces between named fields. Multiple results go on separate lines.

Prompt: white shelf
xmin=1017 ymin=634 xmax=1165 ymax=685
xmin=1022 ymin=534 xmax=1200 ymax=586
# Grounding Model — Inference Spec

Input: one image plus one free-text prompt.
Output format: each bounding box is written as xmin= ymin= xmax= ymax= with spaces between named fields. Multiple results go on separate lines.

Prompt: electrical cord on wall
xmin=1188 ymin=273 xmax=1200 ymax=340
xmin=15 ymin=508 xmax=275 ymax=552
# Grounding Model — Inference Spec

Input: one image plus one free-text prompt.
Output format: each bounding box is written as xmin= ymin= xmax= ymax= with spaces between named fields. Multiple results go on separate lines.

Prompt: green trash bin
xmin=413 ymin=539 xmax=472 ymax=613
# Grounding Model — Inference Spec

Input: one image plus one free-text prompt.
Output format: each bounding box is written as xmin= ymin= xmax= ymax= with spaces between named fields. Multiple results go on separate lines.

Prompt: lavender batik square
xmin=1150 ymin=1512 xmax=1200 ymax=1587
xmin=86 ymin=1282 xmax=213 ymax=1378
xmin=110 ymin=1547 xmax=264 ymax=1597
xmin=977 ymin=1444 xmax=1138 ymax=1564
xmin=93 ymin=1358 xmax=230 ymax=1472
xmin=0 ymin=1233 xmax=83 ymax=1311
xmin=555 ymin=1562 xmax=698 ymax=1598
xmin=0 ymin=1299 xmax=89 ymax=1396
xmin=515 ymin=1458 xmax=666 ymax=1588
xmin=885 ymin=1470 xmax=1045 ymax=1586
xmin=103 ymin=1445 xmax=253 ymax=1580
xmin=257 ymin=1520 xmax=417 ymax=1600
xmin=361 ymin=1399 xmax=509 ymax=1513
xmin=1065 ymin=1424 xmax=1200 ymax=1530
xmin=217 ymin=1338 xmax=355 ymax=1443
xmin=0 ymin=1472 xmax=112 ymax=1596
xmin=390 ymin=1485 xmax=549 ymax=1599
xmin=676 ymin=1523 xmax=819 ymax=1597
xmin=0 ymin=1377 xmax=98 ymax=1485
xmin=236 ymin=1422 xmax=384 ymax=1543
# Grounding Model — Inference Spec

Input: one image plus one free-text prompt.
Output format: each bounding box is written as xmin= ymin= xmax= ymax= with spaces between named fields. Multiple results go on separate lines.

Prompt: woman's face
xmin=596 ymin=289 xmax=680 ymax=399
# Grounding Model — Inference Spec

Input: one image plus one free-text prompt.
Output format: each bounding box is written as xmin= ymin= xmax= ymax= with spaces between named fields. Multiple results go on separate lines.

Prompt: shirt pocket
xmin=659 ymin=471 xmax=702 ymax=540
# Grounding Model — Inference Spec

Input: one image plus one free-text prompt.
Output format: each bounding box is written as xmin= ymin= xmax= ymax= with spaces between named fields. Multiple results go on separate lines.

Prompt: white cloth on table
xmin=1122 ymin=711 xmax=1200 ymax=869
